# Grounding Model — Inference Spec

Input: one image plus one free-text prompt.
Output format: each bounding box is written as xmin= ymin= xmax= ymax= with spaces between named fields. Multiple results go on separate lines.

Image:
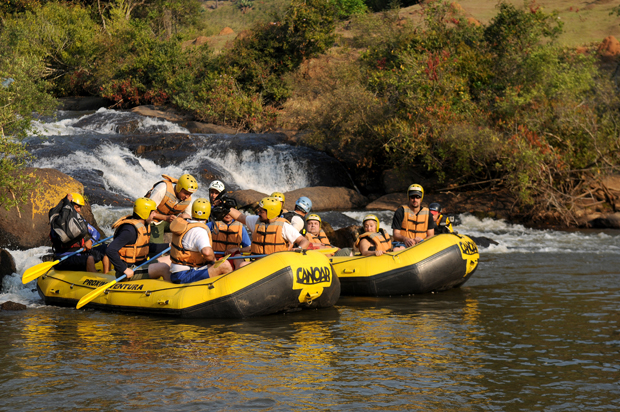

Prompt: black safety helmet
xmin=429 ymin=203 xmax=441 ymax=213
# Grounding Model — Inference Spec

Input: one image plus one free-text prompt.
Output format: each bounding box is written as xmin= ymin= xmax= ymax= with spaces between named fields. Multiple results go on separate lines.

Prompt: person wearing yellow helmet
xmin=303 ymin=214 xmax=331 ymax=247
xmin=354 ymin=214 xmax=394 ymax=256
xmin=145 ymin=173 xmax=198 ymax=243
xmin=49 ymin=193 xmax=108 ymax=273
xmin=270 ymin=191 xmax=289 ymax=214
xmin=155 ymin=198 xmax=234 ymax=284
xmin=227 ymin=196 xmax=309 ymax=256
xmin=391 ymin=183 xmax=435 ymax=247
xmin=106 ymin=197 xmax=171 ymax=280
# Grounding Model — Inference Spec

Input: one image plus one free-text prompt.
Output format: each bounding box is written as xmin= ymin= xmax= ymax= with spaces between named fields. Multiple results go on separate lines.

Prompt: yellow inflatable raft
xmin=330 ymin=233 xmax=479 ymax=296
xmin=37 ymin=250 xmax=340 ymax=318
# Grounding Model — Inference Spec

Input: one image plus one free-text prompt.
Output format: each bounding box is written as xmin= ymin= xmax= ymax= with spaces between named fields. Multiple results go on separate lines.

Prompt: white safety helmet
xmin=209 ymin=180 xmax=225 ymax=194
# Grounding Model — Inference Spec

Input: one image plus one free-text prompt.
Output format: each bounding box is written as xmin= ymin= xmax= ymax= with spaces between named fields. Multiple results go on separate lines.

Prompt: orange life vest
xmin=146 ymin=175 xmax=191 ymax=220
xmin=211 ymin=220 xmax=244 ymax=252
xmin=251 ymin=218 xmax=290 ymax=255
xmin=354 ymin=229 xmax=392 ymax=252
xmin=304 ymin=229 xmax=331 ymax=246
xmin=170 ymin=218 xmax=213 ymax=268
xmin=400 ymin=206 xmax=431 ymax=239
xmin=112 ymin=216 xmax=151 ymax=264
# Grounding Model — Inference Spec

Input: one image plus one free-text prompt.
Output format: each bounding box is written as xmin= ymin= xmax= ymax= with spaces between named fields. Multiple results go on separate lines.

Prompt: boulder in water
xmin=231 ymin=189 xmax=268 ymax=211
xmin=0 ymin=168 xmax=103 ymax=249
xmin=283 ymin=187 xmax=368 ymax=212
xmin=0 ymin=301 xmax=27 ymax=311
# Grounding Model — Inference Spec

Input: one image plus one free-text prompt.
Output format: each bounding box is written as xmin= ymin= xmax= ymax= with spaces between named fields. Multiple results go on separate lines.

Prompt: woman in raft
xmin=354 ymin=214 xmax=403 ymax=257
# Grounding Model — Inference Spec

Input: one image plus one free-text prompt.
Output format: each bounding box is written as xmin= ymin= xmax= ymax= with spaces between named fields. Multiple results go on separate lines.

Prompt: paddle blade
xmin=22 ymin=260 xmax=59 ymax=284
xmin=312 ymin=247 xmax=339 ymax=255
xmin=76 ymin=279 xmax=117 ymax=309
xmin=213 ymin=254 xmax=231 ymax=268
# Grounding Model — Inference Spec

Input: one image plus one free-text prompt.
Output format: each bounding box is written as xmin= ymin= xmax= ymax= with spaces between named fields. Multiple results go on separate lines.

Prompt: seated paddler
xmin=391 ymin=183 xmax=435 ymax=248
xmin=227 ymin=196 xmax=310 ymax=257
xmin=106 ymin=198 xmax=171 ymax=280
xmin=355 ymin=214 xmax=395 ymax=257
xmin=145 ymin=173 xmax=198 ymax=243
xmin=167 ymin=198 xmax=233 ymax=284
xmin=301 ymin=214 xmax=336 ymax=256
xmin=208 ymin=195 xmax=251 ymax=270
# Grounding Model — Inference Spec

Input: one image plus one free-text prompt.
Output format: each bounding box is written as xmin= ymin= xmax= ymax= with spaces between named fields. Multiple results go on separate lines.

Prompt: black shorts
xmin=55 ymin=245 xmax=107 ymax=272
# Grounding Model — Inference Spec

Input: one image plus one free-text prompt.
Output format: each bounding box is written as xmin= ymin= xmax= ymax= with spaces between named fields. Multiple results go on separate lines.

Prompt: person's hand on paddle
xmin=124 ymin=267 xmax=135 ymax=279
xmin=84 ymin=239 xmax=93 ymax=250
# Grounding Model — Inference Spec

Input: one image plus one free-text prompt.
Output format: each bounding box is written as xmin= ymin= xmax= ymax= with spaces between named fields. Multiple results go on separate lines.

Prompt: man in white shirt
xmin=167 ymin=198 xmax=233 ymax=284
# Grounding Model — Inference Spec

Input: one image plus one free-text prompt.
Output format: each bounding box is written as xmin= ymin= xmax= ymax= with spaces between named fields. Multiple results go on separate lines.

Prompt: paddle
xmin=22 ymin=235 xmax=114 ymax=284
xmin=213 ymin=254 xmax=230 ymax=268
xmin=224 ymin=247 xmax=339 ymax=260
xmin=76 ymin=247 xmax=171 ymax=309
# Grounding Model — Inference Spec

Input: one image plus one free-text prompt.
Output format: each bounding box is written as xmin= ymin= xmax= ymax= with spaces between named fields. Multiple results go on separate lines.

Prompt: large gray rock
xmin=0 ymin=168 xmax=103 ymax=249
xmin=283 ymin=187 xmax=368 ymax=212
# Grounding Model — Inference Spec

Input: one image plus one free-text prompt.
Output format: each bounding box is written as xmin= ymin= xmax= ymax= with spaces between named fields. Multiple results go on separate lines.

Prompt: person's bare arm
xmin=393 ymin=229 xmax=415 ymax=247
xmin=227 ymin=208 xmax=246 ymax=225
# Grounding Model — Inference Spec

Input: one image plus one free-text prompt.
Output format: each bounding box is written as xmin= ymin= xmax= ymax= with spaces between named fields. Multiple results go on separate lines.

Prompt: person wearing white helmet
xmin=145 ymin=173 xmax=198 ymax=243
xmin=227 ymin=196 xmax=309 ymax=259
xmin=209 ymin=180 xmax=226 ymax=206
xmin=391 ymin=184 xmax=435 ymax=247
xmin=282 ymin=196 xmax=313 ymax=232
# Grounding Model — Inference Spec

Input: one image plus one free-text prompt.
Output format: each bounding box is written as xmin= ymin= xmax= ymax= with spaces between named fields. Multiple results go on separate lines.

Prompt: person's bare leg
xmin=86 ymin=256 xmax=97 ymax=273
xmin=208 ymin=261 xmax=233 ymax=277
xmin=148 ymin=262 xmax=171 ymax=281
xmin=102 ymin=255 xmax=110 ymax=274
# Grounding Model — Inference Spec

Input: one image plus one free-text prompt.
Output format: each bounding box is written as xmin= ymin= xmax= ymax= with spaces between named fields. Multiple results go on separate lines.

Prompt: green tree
xmin=0 ymin=50 xmax=56 ymax=210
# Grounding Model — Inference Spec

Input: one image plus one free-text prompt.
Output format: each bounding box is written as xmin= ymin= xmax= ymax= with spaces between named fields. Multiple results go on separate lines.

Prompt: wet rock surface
xmin=1 ymin=301 xmax=27 ymax=310
xmin=0 ymin=249 xmax=17 ymax=289
xmin=0 ymin=168 xmax=103 ymax=249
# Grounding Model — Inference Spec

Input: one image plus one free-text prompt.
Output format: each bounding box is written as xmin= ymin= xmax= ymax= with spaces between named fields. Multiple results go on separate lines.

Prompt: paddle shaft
xmin=21 ymin=234 xmax=115 ymax=284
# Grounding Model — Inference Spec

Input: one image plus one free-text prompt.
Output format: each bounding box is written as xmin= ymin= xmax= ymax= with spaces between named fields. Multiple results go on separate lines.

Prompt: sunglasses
xmin=409 ymin=195 xmax=422 ymax=199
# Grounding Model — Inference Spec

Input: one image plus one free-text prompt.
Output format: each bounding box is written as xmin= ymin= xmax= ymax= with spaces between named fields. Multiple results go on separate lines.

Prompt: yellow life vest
xmin=211 ymin=220 xmax=244 ymax=252
xmin=146 ymin=175 xmax=191 ymax=220
xmin=354 ymin=229 xmax=392 ymax=252
xmin=251 ymin=218 xmax=290 ymax=255
xmin=400 ymin=206 xmax=431 ymax=239
xmin=304 ymin=229 xmax=331 ymax=246
xmin=170 ymin=218 xmax=213 ymax=267
xmin=112 ymin=215 xmax=151 ymax=264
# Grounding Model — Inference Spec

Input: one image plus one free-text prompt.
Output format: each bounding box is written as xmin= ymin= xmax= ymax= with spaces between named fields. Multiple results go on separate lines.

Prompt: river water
xmin=1 ymin=110 xmax=619 ymax=411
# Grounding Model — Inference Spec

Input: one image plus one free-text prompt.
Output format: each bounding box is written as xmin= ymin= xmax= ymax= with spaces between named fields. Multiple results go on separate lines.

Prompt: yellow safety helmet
xmin=271 ymin=192 xmax=285 ymax=203
xmin=70 ymin=193 xmax=85 ymax=206
xmin=192 ymin=198 xmax=211 ymax=220
xmin=258 ymin=197 xmax=282 ymax=220
xmin=363 ymin=214 xmax=380 ymax=232
xmin=407 ymin=184 xmax=424 ymax=200
xmin=176 ymin=174 xmax=198 ymax=194
xmin=134 ymin=197 xmax=157 ymax=220
xmin=306 ymin=214 xmax=322 ymax=224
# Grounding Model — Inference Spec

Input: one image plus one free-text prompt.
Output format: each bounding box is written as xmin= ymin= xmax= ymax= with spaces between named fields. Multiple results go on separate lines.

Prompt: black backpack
xmin=49 ymin=198 xmax=88 ymax=246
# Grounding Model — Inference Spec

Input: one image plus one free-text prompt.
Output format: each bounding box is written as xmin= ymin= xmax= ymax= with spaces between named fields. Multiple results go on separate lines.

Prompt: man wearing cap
xmin=391 ymin=184 xmax=436 ymax=248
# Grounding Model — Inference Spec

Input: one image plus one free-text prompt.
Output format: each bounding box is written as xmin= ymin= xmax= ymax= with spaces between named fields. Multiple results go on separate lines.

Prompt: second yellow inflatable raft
xmin=330 ymin=233 xmax=479 ymax=296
